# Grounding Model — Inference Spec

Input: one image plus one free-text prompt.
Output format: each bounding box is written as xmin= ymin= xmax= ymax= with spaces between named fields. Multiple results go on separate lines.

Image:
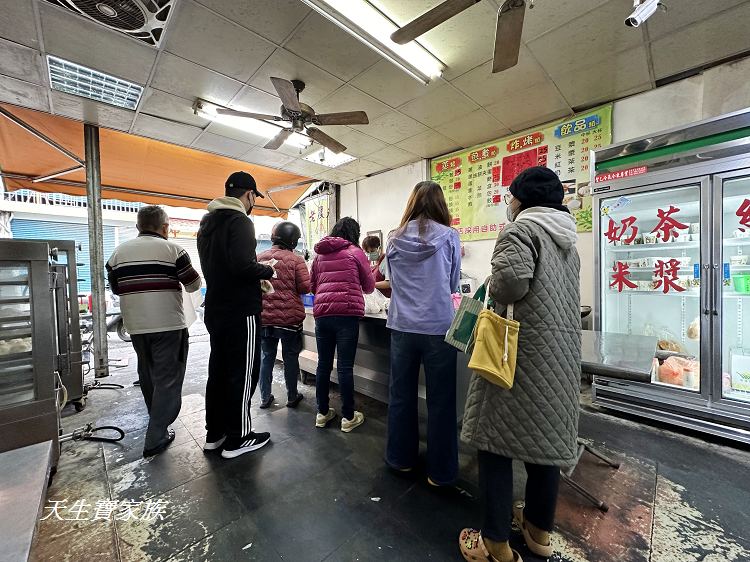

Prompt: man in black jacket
xmin=198 ymin=171 xmax=275 ymax=459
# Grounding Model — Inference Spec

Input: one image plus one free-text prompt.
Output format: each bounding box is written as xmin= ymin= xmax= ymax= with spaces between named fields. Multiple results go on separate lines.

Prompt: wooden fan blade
xmin=313 ymin=111 xmax=369 ymax=126
xmin=216 ymin=108 xmax=282 ymax=121
xmin=270 ymin=77 xmax=301 ymax=113
xmin=263 ymin=128 xmax=294 ymax=150
xmin=306 ymin=127 xmax=347 ymax=154
xmin=391 ymin=0 xmax=479 ymax=44
xmin=492 ymin=0 xmax=526 ymax=73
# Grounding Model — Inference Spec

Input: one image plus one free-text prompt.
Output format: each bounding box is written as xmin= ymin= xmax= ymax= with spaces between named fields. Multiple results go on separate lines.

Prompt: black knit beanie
xmin=509 ymin=166 xmax=569 ymax=213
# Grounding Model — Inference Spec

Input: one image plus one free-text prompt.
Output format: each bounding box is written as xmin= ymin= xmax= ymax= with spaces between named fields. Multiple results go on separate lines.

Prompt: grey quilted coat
xmin=461 ymin=207 xmax=581 ymax=468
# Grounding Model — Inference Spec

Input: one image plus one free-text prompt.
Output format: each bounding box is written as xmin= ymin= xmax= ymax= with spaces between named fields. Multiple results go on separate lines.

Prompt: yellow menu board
xmin=430 ymin=104 xmax=612 ymax=239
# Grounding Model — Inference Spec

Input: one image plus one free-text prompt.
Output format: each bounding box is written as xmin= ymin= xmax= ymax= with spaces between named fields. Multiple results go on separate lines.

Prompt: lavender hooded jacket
xmin=311 ymin=237 xmax=375 ymax=318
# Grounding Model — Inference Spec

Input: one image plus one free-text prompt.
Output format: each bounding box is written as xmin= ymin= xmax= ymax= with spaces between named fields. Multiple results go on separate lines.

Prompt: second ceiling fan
xmin=391 ymin=0 xmax=528 ymax=73
xmin=216 ymin=77 xmax=369 ymax=154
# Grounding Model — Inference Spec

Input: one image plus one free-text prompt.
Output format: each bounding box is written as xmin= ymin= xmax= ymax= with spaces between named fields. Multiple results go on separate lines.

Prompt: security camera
xmin=625 ymin=0 xmax=661 ymax=27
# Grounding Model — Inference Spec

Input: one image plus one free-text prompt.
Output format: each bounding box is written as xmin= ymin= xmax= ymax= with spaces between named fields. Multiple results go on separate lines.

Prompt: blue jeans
xmin=386 ymin=330 xmax=458 ymax=485
xmin=259 ymin=327 xmax=303 ymax=402
xmin=315 ymin=315 xmax=359 ymax=421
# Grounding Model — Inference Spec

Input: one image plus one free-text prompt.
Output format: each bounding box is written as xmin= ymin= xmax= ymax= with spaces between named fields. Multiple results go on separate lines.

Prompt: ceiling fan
xmin=390 ymin=0 xmax=529 ymax=73
xmin=214 ymin=77 xmax=369 ymax=154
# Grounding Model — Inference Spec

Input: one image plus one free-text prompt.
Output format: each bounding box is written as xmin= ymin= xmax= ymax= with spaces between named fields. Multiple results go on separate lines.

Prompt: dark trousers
xmin=131 ymin=328 xmax=189 ymax=450
xmin=386 ymin=330 xmax=458 ymax=485
xmin=259 ymin=326 xmax=302 ymax=402
xmin=204 ymin=312 xmax=261 ymax=441
xmin=479 ymin=450 xmax=560 ymax=542
xmin=315 ymin=315 xmax=359 ymax=421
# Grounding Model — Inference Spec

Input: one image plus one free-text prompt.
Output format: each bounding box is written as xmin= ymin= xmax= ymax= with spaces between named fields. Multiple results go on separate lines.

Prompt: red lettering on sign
xmin=507 ymin=132 xmax=544 ymax=153
xmin=468 ymin=146 xmax=499 ymax=163
xmin=653 ymin=259 xmax=685 ymax=294
xmin=736 ymin=199 xmax=750 ymax=232
xmin=604 ymin=216 xmax=639 ymax=245
xmin=610 ymin=262 xmax=637 ymax=293
xmin=502 ymin=148 xmax=538 ymax=186
xmin=651 ymin=206 xmax=688 ymax=242
xmin=453 ymin=181 xmax=462 ymax=190
xmin=436 ymin=157 xmax=461 ymax=173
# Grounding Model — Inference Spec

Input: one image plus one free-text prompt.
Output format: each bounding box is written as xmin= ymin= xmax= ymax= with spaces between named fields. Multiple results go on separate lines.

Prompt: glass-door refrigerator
xmin=591 ymin=110 xmax=750 ymax=443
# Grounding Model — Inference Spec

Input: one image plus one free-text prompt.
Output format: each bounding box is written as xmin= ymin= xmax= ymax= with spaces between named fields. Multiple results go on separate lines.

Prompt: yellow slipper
xmin=513 ymin=501 xmax=553 ymax=558
xmin=458 ymin=528 xmax=523 ymax=562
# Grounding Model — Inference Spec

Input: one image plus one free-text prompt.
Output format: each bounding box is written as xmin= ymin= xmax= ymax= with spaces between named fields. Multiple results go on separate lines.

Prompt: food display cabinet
xmin=0 ymin=240 xmax=58 ymax=457
xmin=591 ymin=109 xmax=750 ymax=443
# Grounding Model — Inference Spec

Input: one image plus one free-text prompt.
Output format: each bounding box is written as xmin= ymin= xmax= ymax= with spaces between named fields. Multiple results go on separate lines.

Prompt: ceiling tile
xmin=396 ymin=130 xmax=460 ymax=159
xmin=0 ymin=38 xmax=43 ymax=85
xmin=203 ymin=121 xmax=269 ymax=146
xmin=484 ymin=80 xmax=570 ymax=131
xmin=0 ymin=0 xmax=38 ymax=48
xmin=132 ymin=115 xmax=202 ymax=146
xmin=450 ymin=47 xmax=549 ymax=107
xmin=284 ymin=12 xmax=381 ymax=81
xmin=0 ymin=75 xmax=48 ymax=112
xmin=139 ymin=88 xmax=210 ymax=128
xmin=650 ymin=3 xmax=750 ymax=81
xmin=315 ymin=85 xmax=391 ymax=122
xmin=553 ymin=46 xmax=651 ymax=108
xmin=372 ymin=0 xmax=499 ymax=80
xmin=702 ymin=56 xmax=750 ymax=120
xmin=282 ymin=158 xmax=328 ymax=178
xmin=39 ymin=2 xmax=156 ymax=84
xmin=645 ymin=0 xmax=748 ymax=40
xmin=231 ymin=86 xmax=282 ymax=117
xmin=248 ymin=49 xmax=343 ymax=107
xmin=192 ymin=132 xmax=255 ymax=158
xmin=351 ymin=110 xmax=428 ymax=144
xmin=508 ymin=108 xmax=573 ymax=134
xmin=336 ymin=159 xmax=384 ymax=178
xmin=151 ymin=52 xmax=243 ymax=105
xmin=242 ymin=146 xmax=297 ymax=168
xmin=349 ymin=60 xmax=439 ymax=107
xmin=522 ymin=0 xmax=610 ymax=42
xmin=327 ymin=128 xmax=388 ymax=158
xmin=51 ymin=90 xmax=134 ymax=131
xmin=164 ymin=1 xmax=275 ymax=82
xmin=366 ymin=145 xmax=420 ymax=168
xmin=527 ymin=0 xmax=644 ymax=76
xmin=398 ymin=85 xmax=479 ymax=128
xmin=193 ymin=0 xmax=310 ymax=44
xmin=435 ymin=110 xmax=510 ymax=147
xmin=318 ymin=169 xmax=357 ymax=185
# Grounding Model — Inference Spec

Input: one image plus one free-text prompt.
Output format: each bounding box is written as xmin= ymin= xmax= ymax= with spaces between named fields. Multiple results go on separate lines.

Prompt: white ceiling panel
xmin=242 ymin=146 xmax=296 ymax=168
xmin=450 ymin=46 xmax=549 ymax=107
xmin=202 ymin=121 xmax=269 ymax=146
xmin=51 ymin=90 xmax=134 ymax=131
xmin=39 ymin=2 xmax=156 ymax=84
xmin=396 ymin=130 xmax=460 ymax=159
xmin=315 ymin=86 xmax=391 ymax=121
xmin=650 ymin=3 xmax=750 ymax=81
xmin=336 ymin=158 xmax=384 ymax=178
xmin=193 ymin=0 xmax=310 ymax=44
xmin=553 ymin=46 xmax=651 ymax=108
xmin=192 ymin=131 xmax=255 ymax=158
xmin=164 ymin=1 xmax=275 ymax=83
xmin=327 ymin=128 xmax=388 ymax=158
xmin=484 ymin=80 xmax=570 ymax=131
xmin=0 ymin=76 xmax=48 ymax=112
xmin=0 ymin=0 xmax=37 ymax=49
xmin=151 ymin=52 xmax=243 ymax=105
xmin=351 ymin=110 xmax=428 ymax=145
xmin=702 ymin=56 xmax=750 ymax=120
xmin=318 ymin=169 xmax=357 ymax=184
xmin=283 ymin=12 xmax=381 ymax=81
xmin=139 ymin=88 xmax=210 ymax=128
xmin=0 ymin=38 xmax=43 ymax=85
xmin=398 ymin=84 xmax=479 ymax=128
xmin=527 ymin=0 xmax=644 ymax=76
xmin=645 ymin=0 xmax=748 ymax=41
xmin=435 ymin=109 xmax=510 ymax=147
xmin=232 ymin=86 xmax=283 ymax=116
xmin=366 ymin=145 xmax=420 ymax=168
xmin=282 ymin=158 xmax=329 ymax=178
xmin=248 ymin=48 xmax=343 ymax=107
xmin=521 ymin=0 xmax=610 ymax=42
xmin=131 ymin=115 xmax=203 ymax=146
xmin=349 ymin=60 xmax=438 ymax=108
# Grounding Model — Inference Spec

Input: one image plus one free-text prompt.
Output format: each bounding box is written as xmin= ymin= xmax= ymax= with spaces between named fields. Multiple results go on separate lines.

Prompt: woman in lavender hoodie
xmin=385 ymin=181 xmax=462 ymax=486
xmin=310 ymin=217 xmax=375 ymax=433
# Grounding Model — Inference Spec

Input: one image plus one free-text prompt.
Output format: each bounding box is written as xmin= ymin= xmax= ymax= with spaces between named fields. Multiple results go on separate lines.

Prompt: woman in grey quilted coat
xmin=459 ymin=167 xmax=581 ymax=562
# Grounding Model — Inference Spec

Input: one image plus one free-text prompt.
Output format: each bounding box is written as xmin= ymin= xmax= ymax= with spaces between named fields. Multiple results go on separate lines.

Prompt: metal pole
xmin=84 ymin=124 xmax=108 ymax=378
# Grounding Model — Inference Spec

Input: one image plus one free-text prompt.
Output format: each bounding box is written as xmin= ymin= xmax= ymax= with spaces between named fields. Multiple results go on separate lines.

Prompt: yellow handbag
xmin=467 ymin=283 xmax=520 ymax=389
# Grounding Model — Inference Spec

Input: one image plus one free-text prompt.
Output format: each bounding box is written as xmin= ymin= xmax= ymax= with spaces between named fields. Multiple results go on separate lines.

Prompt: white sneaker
xmin=203 ymin=434 xmax=226 ymax=451
xmin=341 ymin=411 xmax=365 ymax=433
xmin=315 ymin=408 xmax=336 ymax=428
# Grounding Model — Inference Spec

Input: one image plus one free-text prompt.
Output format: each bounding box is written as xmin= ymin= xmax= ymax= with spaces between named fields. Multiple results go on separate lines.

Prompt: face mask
xmin=506 ymin=204 xmax=515 ymax=223
xmin=367 ymin=251 xmax=380 ymax=261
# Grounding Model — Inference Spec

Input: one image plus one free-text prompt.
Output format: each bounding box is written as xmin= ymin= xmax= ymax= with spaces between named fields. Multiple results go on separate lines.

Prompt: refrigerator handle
xmin=703 ymin=264 xmax=711 ymax=315
xmin=712 ymin=263 xmax=720 ymax=316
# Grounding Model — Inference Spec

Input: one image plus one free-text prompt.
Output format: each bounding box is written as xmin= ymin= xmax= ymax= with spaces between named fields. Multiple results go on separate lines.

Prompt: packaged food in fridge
xmin=687 ymin=317 xmax=700 ymax=340
xmin=658 ymin=357 xmax=684 ymax=386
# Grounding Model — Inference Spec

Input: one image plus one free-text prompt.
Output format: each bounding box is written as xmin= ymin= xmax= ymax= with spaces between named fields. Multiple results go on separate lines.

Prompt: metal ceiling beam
xmin=31 ymin=165 xmax=84 ymax=183
xmin=0 ymin=106 xmax=85 ymax=166
xmin=266 ymin=179 xmax=318 ymax=193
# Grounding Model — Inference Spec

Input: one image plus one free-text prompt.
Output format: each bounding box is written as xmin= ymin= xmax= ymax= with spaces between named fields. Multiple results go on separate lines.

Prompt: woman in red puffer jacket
xmin=310 ymin=217 xmax=374 ymax=433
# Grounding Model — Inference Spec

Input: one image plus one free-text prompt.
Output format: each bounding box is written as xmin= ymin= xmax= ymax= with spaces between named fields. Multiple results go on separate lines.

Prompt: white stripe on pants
xmin=241 ymin=316 xmax=256 ymax=436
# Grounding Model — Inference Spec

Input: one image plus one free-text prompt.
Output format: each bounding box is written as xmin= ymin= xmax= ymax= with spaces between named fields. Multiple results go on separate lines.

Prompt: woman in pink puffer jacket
xmin=310 ymin=217 xmax=375 ymax=433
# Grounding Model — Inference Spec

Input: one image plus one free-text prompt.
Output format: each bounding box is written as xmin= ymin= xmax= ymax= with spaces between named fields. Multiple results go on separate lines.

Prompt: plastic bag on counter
xmin=658 ymin=356 xmax=699 ymax=388
xmin=643 ymin=323 xmax=686 ymax=354
xmin=364 ymin=289 xmax=388 ymax=314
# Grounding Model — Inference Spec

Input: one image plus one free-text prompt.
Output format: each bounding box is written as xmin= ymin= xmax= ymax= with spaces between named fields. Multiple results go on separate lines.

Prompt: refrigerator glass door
xmin=0 ymin=263 xmax=34 ymax=406
xmin=599 ymin=184 xmax=702 ymax=392
xmin=721 ymin=174 xmax=750 ymax=404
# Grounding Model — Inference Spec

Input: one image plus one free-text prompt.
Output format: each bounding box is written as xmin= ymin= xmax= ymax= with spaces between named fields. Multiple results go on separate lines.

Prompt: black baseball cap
xmin=225 ymin=171 xmax=265 ymax=198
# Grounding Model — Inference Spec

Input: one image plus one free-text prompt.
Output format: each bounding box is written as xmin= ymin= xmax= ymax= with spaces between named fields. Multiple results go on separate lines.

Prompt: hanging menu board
xmin=302 ymin=193 xmax=332 ymax=254
xmin=430 ymin=104 xmax=612 ymax=239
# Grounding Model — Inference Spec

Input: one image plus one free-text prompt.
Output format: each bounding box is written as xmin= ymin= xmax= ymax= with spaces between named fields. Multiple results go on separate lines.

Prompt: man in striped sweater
xmin=106 ymin=205 xmax=202 ymax=457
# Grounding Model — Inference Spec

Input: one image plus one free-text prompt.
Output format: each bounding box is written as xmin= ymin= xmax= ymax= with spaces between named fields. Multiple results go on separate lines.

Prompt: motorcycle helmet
xmin=272 ymin=221 xmax=302 ymax=250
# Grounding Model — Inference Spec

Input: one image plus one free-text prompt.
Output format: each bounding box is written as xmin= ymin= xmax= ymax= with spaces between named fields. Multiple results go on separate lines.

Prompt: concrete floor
xmin=31 ymin=321 xmax=750 ymax=561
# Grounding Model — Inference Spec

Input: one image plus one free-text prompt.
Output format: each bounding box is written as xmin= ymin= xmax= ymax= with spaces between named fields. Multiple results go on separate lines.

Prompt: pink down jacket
xmin=310 ymin=237 xmax=375 ymax=318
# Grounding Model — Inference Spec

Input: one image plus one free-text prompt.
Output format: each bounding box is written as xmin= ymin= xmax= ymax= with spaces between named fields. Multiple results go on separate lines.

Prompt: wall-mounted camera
xmin=625 ymin=0 xmax=664 ymax=27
